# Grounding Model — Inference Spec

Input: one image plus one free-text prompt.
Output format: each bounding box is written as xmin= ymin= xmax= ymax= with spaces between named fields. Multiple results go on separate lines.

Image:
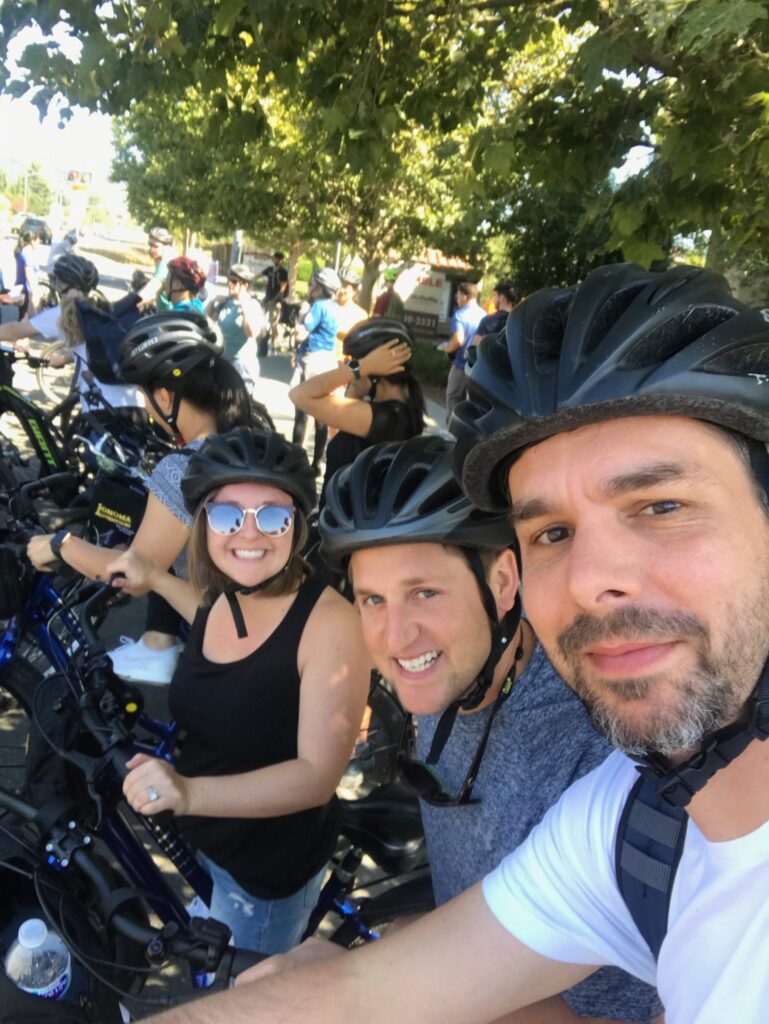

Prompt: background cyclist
xmin=289 ymin=318 xmax=425 ymax=508
xmin=290 ymin=267 xmax=342 ymax=476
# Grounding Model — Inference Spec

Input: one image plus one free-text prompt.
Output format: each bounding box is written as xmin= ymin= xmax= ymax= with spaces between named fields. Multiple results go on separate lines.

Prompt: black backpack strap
xmin=615 ymin=774 xmax=689 ymax=959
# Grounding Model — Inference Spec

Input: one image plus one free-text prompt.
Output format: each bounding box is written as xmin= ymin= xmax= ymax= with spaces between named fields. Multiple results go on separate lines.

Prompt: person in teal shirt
xmin=148 ymin=226 xmax=174 ymax=312
xmin=206 ymin=263 xmax=266 ymax=393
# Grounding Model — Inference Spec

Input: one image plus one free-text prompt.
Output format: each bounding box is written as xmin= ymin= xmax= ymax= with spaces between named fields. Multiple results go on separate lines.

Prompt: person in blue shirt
xmin=444 ymin=281 xmax=484 ymax=420
xmin=290 ymin=267 xmax=342 ymax=474
xmin=14 ymin=229 xmax=40 ymax=318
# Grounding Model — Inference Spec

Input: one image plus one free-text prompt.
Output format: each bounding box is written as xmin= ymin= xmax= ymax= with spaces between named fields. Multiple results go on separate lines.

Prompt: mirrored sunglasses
xmin=204 ymin=502 xmax=295 ymax=537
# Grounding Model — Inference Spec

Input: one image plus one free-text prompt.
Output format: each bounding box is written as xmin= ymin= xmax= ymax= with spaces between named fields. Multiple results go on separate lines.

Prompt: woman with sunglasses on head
xmin=27 ymin=310 xmax=256 ymax=685
xmin=206 ymin=263 xmax=266 ymax=395
xmin=107 ymin=427 xmax=370 ymax=954
xmin=288 ymin=317 xmax=426 ymax=506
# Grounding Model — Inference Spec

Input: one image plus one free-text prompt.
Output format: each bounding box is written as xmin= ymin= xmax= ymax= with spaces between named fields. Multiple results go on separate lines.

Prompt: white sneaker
xmin=108 ymin=636 xmax=182 ymax=685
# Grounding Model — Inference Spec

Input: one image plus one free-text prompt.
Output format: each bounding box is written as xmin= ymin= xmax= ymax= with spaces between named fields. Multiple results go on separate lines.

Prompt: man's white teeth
xmin=397 ymin=651 xmax=440 ymax=673
xmin=234 ymin=549 xmax=266 ymax=560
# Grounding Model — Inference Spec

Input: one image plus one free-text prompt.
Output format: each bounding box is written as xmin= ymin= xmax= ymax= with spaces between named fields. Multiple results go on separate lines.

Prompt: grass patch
xmin=410 ymin=338 xmax=449 ymax=389
xmin=81 ymin=242 xmax=152 ymax=268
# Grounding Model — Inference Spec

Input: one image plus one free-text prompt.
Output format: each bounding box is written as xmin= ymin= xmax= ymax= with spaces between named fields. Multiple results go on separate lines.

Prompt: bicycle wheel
xmin=0 ymin=652 xmax=42 ymax=716
xmin=0 ymin=656 xmax=42 ymax=794
xmin=36 ymin=340 xmax=77 ymax=407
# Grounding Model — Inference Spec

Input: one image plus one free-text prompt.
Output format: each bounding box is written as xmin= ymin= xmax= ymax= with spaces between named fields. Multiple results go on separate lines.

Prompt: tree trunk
xmin=360 ymin=255 xmax=381 ymax=314
xmin=287 ymin=241 xmax=302 ymax=301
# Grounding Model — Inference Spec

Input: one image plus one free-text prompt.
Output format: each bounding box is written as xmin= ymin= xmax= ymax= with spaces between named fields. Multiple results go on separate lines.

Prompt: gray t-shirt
xmin=415 ymin=641 xmax=661 ymax=1023
xmin=146 ymin=439 xmax=204 ymax=574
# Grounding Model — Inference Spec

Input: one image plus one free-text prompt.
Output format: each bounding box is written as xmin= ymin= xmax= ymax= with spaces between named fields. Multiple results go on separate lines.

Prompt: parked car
xmin=18 ymin=215 xmax=53 ymax=245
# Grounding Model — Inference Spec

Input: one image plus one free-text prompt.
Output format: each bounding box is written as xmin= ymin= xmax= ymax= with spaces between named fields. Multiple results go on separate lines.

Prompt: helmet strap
xmin=223 ymin=528 xmax=304 ymax=638
xmin=145 ymin=388 xmax=183 ymax=443
xmin=633 ymin=652 xmax=769 ymax=808
xmin=224 ymin=565 xmax=292 ymax=639
xmin=458 ymin=548 xmax=522 ymax=711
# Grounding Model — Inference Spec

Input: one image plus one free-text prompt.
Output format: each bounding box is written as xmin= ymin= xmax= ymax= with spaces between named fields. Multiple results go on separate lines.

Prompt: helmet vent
xmin=581 ymin=283 xmax=647 ymax=362
xmin=417 ymin=478 xmax=462 ymax=516
xmin=532 ymin=294 xmax=572 ymax=372
xmin=390 ymin=464 xmax=432 ymax=514
xmin=702 ymin=342 xmax=769 ymax=377
xmin=619 ymin=306 xmax=737 ymax=370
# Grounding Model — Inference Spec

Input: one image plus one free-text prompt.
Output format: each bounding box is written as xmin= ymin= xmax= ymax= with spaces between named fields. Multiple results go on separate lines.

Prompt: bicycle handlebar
xmin=0 ymin=787 xmax=265 ymax=987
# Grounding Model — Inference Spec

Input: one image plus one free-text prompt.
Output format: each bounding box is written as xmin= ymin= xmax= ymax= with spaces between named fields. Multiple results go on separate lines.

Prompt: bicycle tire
xmin=0 ymin=651 xmax=42 ymax=716
xmin=36 ymin=339 xmax=77 ymax=407
xmin=329 ymin=872 xmax=435 ymax=948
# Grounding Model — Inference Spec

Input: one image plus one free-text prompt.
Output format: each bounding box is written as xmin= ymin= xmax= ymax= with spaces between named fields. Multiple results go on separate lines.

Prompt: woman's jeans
xmin=199 ymin=853 xmax=327 ymax=954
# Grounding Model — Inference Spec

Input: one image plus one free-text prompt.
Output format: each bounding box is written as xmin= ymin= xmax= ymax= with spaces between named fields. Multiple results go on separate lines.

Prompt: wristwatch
xmin=348 ymin=359 xmax=362 ymax=380
xmin=50 ymin=529 xmax=73 ymax=561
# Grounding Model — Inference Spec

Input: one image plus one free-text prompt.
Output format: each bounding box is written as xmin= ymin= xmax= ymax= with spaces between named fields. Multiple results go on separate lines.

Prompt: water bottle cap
xmin=18 ymin=918 xmax=48 ymax=949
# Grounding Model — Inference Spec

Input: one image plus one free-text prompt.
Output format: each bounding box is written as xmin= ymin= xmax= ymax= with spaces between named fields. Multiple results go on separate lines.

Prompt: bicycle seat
xmin=35 ymin=502 xmax=90 ymax=533
xmin=338 ymin=783 xmax=426 ymax=874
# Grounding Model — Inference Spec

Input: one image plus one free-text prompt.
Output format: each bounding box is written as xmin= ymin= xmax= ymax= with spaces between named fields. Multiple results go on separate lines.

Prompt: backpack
xmin=74 ymin=294 xmax=143 ymax=385
xmin=615 ymin=774 xmax=688 ymax=959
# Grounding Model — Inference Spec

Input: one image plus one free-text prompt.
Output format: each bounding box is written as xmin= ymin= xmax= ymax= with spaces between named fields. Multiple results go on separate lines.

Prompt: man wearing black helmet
xmin=150 ymin=263 xmax=769 ymax=1024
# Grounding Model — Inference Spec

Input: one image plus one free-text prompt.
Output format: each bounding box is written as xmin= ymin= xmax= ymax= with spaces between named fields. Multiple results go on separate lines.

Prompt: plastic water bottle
xmin=3 ymin=918 xmax=71 ymax=999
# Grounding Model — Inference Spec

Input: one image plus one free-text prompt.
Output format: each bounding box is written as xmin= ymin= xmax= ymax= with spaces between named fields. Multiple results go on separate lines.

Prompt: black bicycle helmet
xmin=117 ymin=311 xmax=224 ymax=385
xmin=182 ymin=426 xmax=316 ymax=516
xmin=452 ymin=262 xmax=769 ymax=511
xmin=50 ymin=253 xmax=99 ymax=295
xmin=148 ymin=226 xmax=173 ymax=245
xmin=321 ymin=435 xmax=520 ymax=711
xmin=320 ymin=435 xmax=514 ymax=570
xmin=343 ymin=318 xmax=414 ymax=361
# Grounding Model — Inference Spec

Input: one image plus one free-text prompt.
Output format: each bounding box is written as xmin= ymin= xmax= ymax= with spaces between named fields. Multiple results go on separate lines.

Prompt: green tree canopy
xmin=3 ymin=1 xmax=768 ymax=275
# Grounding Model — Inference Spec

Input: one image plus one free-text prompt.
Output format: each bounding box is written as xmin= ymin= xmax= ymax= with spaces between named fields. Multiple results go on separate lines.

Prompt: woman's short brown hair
xmin=187 ymin=503 xmax=311 ymax=605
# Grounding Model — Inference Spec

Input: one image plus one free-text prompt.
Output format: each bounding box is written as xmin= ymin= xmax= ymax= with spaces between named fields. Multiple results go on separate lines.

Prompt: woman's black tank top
xmin=169 ymin=575 xmax=339 ymax=899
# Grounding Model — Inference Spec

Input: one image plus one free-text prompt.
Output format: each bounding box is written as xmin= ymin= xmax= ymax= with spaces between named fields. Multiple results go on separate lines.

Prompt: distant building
xmin=385 ymin=249 xmax=475 ymax=337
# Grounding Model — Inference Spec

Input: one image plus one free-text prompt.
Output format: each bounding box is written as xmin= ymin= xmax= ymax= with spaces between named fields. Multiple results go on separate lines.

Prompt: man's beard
xmin=555 ymin=605 xmax=767 ymax=759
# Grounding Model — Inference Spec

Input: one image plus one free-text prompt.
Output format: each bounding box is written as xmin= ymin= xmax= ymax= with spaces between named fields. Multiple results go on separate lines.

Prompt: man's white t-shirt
xmin=483 ymin=749 xmax=769 ymax=1023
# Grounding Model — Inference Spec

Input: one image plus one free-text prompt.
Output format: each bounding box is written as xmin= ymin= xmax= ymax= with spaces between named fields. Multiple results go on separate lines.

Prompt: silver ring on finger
xmin=148 ymin=785 xmax=159 ymax=803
